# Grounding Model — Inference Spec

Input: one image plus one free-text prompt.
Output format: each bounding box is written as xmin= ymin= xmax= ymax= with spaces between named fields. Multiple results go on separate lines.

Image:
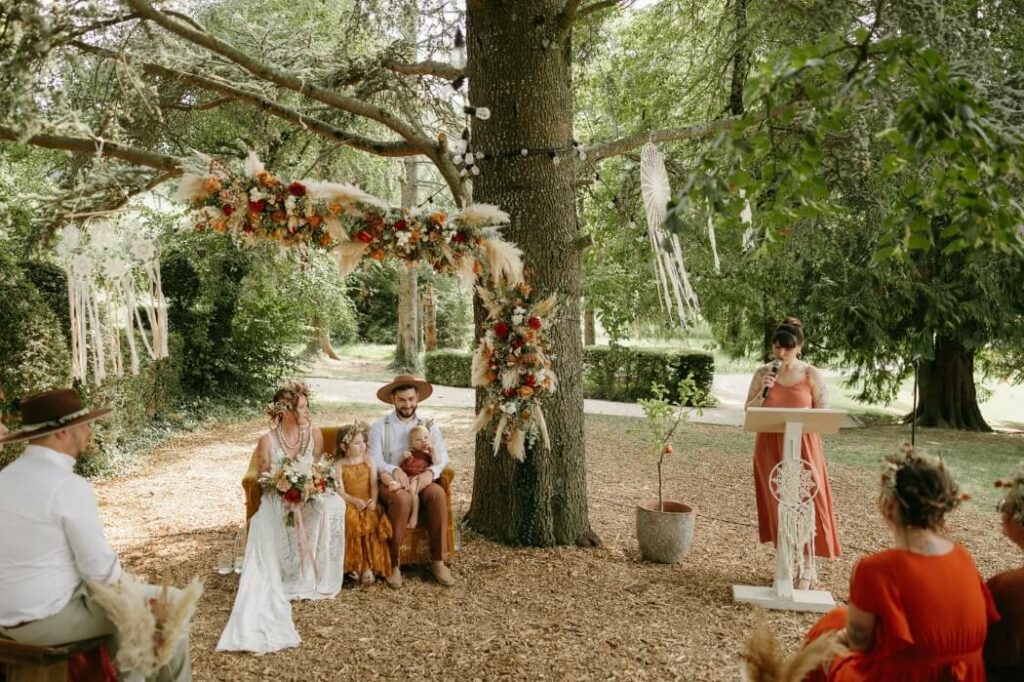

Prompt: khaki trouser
xmin=0 ymin=582 xmax=191 ymax=682
xmin=380 ymin=482 xmax=448 ymax=566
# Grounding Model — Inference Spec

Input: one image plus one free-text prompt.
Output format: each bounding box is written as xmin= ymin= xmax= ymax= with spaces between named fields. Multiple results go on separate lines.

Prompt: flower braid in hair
xmin=880 ymin=442 xmax=968 ymax=530
xmin=995 ymin=462 xmax=1024 ymax=525
xmin=334 ymin=420 xmax=369 ymax=460
xmin=266 ymin=380 xmax=311 ymax=426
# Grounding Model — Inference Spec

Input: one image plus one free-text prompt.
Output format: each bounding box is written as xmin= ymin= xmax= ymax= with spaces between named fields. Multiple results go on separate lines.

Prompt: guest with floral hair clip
xmin=986 ymin=462 xmax=1024 ymax=680
xmin=802 ymin=443 xmax=998 ymax=682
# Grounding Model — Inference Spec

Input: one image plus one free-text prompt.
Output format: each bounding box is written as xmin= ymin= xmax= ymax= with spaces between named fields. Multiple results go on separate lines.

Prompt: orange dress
xmin=805 ymin=545 xmax=999 ymax=681
xmin=753 ymin=375 xmax=841 ymax=558
xmin=339 ymin=461 xmax=392 ymax=576
xmin=985 ymin=566 xmax=1024 ymax=680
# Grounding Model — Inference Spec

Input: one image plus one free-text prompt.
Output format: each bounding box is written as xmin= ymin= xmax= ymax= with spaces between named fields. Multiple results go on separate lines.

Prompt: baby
xmin=398 ymin=425 xmax=438 ymax=529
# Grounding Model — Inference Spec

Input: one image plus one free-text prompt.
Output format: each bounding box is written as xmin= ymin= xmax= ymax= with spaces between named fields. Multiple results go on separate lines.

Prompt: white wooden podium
xmin=733 ymin=407 xmax=846 ymax=613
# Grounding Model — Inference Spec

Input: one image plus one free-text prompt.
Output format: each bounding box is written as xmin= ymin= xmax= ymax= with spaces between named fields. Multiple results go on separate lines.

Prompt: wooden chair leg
xmin=7 ymin=661 xmax=68 ymax=682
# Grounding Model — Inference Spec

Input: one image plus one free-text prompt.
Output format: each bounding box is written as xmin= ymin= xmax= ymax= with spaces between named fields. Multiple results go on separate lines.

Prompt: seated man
xmin=368 ymin=374 xmax=455 ymax=588
xmin=0 ymin=389 xmax=191 ymax=681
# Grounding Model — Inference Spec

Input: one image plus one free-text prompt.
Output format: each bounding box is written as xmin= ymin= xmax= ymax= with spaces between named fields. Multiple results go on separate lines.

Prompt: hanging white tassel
xmin=706 ymin=210 xmax=721 ymax=274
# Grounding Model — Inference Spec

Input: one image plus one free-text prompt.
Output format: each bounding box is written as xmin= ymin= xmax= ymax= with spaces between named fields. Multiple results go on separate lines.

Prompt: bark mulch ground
xmin=94 ymin=404 xmax=1021 ymax=681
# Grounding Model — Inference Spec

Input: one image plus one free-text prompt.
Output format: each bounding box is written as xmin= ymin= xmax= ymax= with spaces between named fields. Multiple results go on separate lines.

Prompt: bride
xmin=217 ymin=381 xmax=345 ymax=653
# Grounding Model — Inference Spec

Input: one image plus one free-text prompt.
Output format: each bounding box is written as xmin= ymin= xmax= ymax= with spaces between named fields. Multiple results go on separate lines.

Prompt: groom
xmin=368 ymin=374 xmax=455 ymax=588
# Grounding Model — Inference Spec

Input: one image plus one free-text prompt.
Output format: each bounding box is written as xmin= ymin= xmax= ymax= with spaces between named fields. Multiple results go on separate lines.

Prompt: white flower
xmin=249 ymin=188 xmax=265 ymax=201
xmin=500 ymin=401 xmax=517 ymax=414
xmin=511 ymin=313 xmax=524 ymax=325
xmin=285 ymin=195 xmax=297 ymax=213
xmin=396 ymin=231 xmax=411 ymax=246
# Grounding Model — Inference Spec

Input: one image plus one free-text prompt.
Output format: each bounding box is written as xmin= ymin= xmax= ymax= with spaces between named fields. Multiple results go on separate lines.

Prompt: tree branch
xmin=383 ymin=58 xmax=464 ymax=80
xmin=124 ymin=0 xmax=434 ymax=152
xmin=71 ymin=41 xmax=424 ymax=157
xmin=0 ymin=127 xmax=182 ymax=174
xmin=578 ymin=0 xmax=625 ymax=20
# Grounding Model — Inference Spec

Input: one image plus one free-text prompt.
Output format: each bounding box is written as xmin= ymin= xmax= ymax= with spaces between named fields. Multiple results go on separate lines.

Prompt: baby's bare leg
xmin=408 ymin=478 xmax=420 ymax=529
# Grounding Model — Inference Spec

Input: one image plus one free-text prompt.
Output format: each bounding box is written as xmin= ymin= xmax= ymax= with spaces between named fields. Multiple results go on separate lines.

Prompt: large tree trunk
xmin=311 ymin=314 xmax=341 ymax=360
xmin=913 ymin=338 xmax=991 ymax=431
xmin=466 ymin=0 xmax=597 ymax=547
xmin=422 ymin=279 xmax=437 ymax=352
xmin=583 ymin=304 xmax=596 ymax=346
xmin=392 ymin=158 xmax=421 ymax=372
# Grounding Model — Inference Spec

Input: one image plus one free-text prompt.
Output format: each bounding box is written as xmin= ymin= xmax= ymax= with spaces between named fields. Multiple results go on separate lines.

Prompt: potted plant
xmin=631 ymin=378 xmax=700 ymax=563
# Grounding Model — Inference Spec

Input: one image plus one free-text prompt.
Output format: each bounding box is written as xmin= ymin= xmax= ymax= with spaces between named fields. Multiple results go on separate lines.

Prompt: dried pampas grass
xmin=534 ymin=404 xmax=551 ymax=451
xmin=472 ymin=344 xmax=490 ymax=388
xmin=507 ymin=427 xmax=526 ymax=461
xmin=305 ymin=181 xmax=387 ymax=210
xmin=88 ymin=574 xmax=203 ymax=677
xmin=243 ymin=151 xmax=265 ymax=178
xmin=479 ymin=235 xmax=524 ymax=286
xmin=740 ymin=620 xmax=845 ymax=682
xmin=172 ymin=173 xmax=209 ymax=203
xmin=455 ymin=203 xmax=509 ymax=227
xmin=335 ymin=242 xmax=370 ymax=277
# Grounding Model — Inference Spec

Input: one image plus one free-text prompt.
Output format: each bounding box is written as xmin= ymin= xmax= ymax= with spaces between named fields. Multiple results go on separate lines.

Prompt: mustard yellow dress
xmin=340 ymin=460 xmax=393 ymax=576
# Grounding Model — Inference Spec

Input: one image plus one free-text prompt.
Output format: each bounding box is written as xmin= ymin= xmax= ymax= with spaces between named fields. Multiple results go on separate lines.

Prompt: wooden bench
xmin=0 ymin=637 xmax=108 ymax=682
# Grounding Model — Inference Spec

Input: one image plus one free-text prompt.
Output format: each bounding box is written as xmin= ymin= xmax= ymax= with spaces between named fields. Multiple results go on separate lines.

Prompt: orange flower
xmin=429 ymin=211 xmax=446 ymax=225
xmin=202 ymin=176 xmax=221 ymax=193
xmin=473 ymin=260 xmax=484 ymax=275
xmin=410 ymin=229 xmax=421 ymax=243
xmin=272 ymin=210 xmax=286 ymax=223
xmin=518 ymin=386 xmax=534 ymax=399
xmin=271 ymin=230 xmax=283 ymax=241
xmin=211 ymin=219 xmax=227 ymax=233
xmin=486 ymin=371 xmax=497 ymax=383
xmin=257 ymin=171 xmax=277 ymax=187
xmin=371 ymin=248 xmax=386 ymax=261
xmin=308 ymin=214 xmax=322 ymax=228
xmin=319 ymin=233 xmax=332 ymax=246
xmin=521 ymin=410 xmax=531 ymax=421
xmin=524 ymin=329 xmax=536 ymax=343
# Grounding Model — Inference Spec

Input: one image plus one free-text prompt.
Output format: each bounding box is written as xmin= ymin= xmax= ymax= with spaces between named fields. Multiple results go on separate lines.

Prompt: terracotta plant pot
xmin=635 ymin=500 xmax=695 ymax=563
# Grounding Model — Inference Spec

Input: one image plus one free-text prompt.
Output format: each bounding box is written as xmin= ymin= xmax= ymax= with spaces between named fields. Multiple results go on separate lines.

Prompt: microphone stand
xmin=911 ymin=355 xmax=921 ymax=448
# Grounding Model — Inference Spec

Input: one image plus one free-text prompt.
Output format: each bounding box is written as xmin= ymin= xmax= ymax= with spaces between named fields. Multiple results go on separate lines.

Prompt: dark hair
xmin=391 ymin=384 xmax=419 ymax=396
xmin=892 ymin=458 xmax=963 ymax=530
xmin=771 ymin=316 xmax=805 ymax=349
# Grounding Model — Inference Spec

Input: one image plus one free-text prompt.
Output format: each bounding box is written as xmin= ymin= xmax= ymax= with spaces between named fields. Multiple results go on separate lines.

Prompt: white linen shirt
xmin=0 ymin=445 xmax=122 ymax=626
xmin=367 ymin=411 xmax=449 ymax=481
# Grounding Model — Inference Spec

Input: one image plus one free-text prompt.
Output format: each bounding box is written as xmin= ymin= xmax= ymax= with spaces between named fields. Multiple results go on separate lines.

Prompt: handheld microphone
xmin=762 ymin=359 xmax=781 ymax=399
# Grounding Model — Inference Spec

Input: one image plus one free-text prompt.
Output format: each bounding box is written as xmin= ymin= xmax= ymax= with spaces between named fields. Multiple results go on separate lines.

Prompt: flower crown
xmin=266 ymin=380 xmax=310 ymax=423
xmin=995 ymin=462 xmax=1024 ymax=525
xmin=880 ymin=442 xmax=968 ymax=503
xmin=340 ymin=421 xmax=369 ymax=446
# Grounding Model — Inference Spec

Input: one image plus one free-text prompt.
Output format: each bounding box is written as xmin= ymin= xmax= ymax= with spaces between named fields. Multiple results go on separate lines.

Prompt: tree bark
xmin=583 ymin=304 xmax=596 ymax=346
xmin=311 ymin=315 xmax=341 ymax=360
xmin=913 ymin=338 xmax=991 ymax=431
xmin=422 ymin=279 xmax=437 ymax=352
xmin=466 ymin=0 xmax=597 ymax=547
xmin=728 ymin=0 xmax=748 ymax=117
xmin=392 ymin=158 xmax=421 ymax=372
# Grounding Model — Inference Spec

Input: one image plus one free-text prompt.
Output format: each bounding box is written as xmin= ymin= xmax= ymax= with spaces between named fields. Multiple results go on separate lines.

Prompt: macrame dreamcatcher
xmin=55 ymin=218 xmax=169 ymax=384
xmin=769 ymin=457 xmax=820 ymax=590
xmin=639 ymin=143 xmax=700 ymax=326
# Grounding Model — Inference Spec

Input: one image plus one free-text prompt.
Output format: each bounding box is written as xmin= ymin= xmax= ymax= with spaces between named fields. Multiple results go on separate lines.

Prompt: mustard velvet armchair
xmin=242 ymin=426 xmax=456 ymax=565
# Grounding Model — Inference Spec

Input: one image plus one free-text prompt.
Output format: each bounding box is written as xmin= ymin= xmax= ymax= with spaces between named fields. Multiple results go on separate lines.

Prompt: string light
xmin=463 ymin=105 xmax=491 ymax=120
xmin=450 ymin=28 xmax=467 ymax=70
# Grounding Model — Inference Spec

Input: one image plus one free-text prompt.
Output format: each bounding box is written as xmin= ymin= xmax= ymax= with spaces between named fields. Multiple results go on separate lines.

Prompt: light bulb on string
xmin=464 ymin=152 xmax=474 ymax=165
xmin=520 ymin=148 xmax=529 ymax=157
xmin=450 ymin=28 xmax=467 ymax=70
xmin=463 ymin=105 xmax=491 ymax=121
xmin=471 ymin=165 xmax=480 ymax=176
xmin=549 ymin=150 xmax=561 ymax=166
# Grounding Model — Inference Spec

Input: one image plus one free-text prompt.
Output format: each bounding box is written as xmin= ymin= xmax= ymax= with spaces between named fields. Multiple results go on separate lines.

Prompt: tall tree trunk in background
xmin=422 ymin=278 xmax=437 ymax=352
xmin=728 ymin=0 xmax=748 ymax=116
xmin=393 ymin=158 xmax=421 ymax=372
xmin=913 ymin=338 xmax=991 ymax=431
xmin=466 ymin=0 xmax=597 ymax=547
xmin=312 ymin=314 xmax=341 ymax=360
xmin=583 ymin=304 xmax=596 ymax=346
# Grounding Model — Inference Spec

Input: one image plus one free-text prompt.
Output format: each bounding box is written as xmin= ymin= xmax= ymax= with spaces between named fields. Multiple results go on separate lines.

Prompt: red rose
xmin=283 ymin=487 xmax=302 ymax=503
xmin=494 ymin=321 xmax=510 ymax=338
xmin=287 ymin=181 xmax=307 ymax=197
xmin=452 ymin=232 xmax=466 ymax=244
xmin=524 ymin=374 xmax=536 ymax=387
xmin=242 ymin=223 xmax=254 ymax=234
xmin=528 ymin=316 xmax=542 ymax=330
xmin=248 ymin=199 xmax=266 ymax=212
xmin=511 ymin=338 xmax=524 ymax=350
xmin=222 ymin=204 xmax=235 ymax=217
xmin=317 ymin=480 xmax=327 ymax=492
xmin=393 ymin=219 xmax=407 ymax=231
xmin=501 ymin=388 xmax=517 ymax=399
xmin=356 ymin=230 xmax=374 ymax=244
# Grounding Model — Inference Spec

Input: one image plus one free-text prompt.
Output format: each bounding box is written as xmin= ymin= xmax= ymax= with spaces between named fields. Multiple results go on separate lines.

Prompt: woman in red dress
xmin=805 ymin=447 xmax=998 ymax=681
xmin=745 ymin=317 xmax=840 ymax=588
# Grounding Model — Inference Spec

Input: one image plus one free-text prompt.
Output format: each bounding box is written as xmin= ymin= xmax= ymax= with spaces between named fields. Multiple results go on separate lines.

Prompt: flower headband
xmin=340 ymin=421 xmax=369 ymax=446
xmin=994 ymin=462 xmax=1024 ymax=525
xmin=880 ymin=442 xmax=968 ymax=503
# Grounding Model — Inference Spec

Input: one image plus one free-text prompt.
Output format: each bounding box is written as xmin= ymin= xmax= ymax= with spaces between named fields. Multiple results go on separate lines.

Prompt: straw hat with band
xmin=0 ymin=389 xmax=111 ymax=445
xmin=375 ymin=374 xmax=433 ymax=404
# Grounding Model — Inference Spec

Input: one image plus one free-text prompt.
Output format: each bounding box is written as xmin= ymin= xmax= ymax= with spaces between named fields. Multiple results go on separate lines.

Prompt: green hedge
xmin=423 ymin=346 xmax=715 ymax=405
xmin=582 ymin=346 xmax=714 ymax=405
xmin=424 ymin=350 xmax=473 ymax=388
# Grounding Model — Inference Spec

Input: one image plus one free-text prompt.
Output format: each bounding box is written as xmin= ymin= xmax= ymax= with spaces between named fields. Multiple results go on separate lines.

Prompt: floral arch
xmin=178 ymin=153 xmax=555 ymax=461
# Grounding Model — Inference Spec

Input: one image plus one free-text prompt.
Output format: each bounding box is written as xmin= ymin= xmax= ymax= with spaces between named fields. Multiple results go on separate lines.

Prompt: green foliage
xmin=583 ymin=346 xmax=714 ymax=406
xmin=424 ymin=350 xmax=473 ymax=388
xmin=349 ymin=263 xmax=400 ymax=344
xmin=432 ymin=275 xmax=472 ymax=350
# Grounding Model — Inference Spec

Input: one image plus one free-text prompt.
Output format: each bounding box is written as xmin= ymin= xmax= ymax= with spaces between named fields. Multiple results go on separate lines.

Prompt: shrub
xmin=432 ymin=276 xmax=473 ymax=349
xmin=582 ymin=346 xmax=714 ymax=405
xmin=424 ymin=350 xmax=473 ymax=388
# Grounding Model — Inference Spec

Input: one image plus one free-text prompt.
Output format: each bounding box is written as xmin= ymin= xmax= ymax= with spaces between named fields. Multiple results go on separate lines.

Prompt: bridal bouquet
xmin=312 ymin=459 xmax=338 ymax=494
xmin=258 ymin=457 xmax=322 ymax=527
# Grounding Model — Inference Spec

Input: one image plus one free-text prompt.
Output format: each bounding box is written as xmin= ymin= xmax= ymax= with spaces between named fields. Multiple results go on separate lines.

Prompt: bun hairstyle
xmin=881 ymin=444 xmax=966 ymax=530
xmin=771 ymin=316 xmax=805 ymax=349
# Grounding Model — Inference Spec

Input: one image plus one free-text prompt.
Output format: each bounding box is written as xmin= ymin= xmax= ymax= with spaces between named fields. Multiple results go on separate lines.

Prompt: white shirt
xmin=0 ymin=445 xmax=122 ymax=626
xmin=367 ymin=411 xmax=449 ymax=481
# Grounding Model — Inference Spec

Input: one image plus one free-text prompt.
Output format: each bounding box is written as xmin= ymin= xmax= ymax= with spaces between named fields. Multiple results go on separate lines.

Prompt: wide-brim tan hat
xmin=376 ymin=374 xmax=433 ymax=404
xmin=0 ymin=388 xmax=111 ymax=445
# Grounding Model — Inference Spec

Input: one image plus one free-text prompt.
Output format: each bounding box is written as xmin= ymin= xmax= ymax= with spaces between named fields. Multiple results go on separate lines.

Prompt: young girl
xmin=332 ymin=422 xmax=392 ymax=586
xmin=383 ymin=425 xmax=437 ymax=529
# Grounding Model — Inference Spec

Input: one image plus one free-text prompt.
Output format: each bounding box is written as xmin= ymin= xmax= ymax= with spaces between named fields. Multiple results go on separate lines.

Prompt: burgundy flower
xmin=501 ymin=388 xmax=517 ymax=399
xmin=248 ymin=199 xmax=266 ymax=212
xmin=283 ymin=487 xmax=302 ymax=503
xmin=356 ymin=230 xmax=374 ymax=244
xmin=242 ymin=223 xmax=254 ymax=234
xmin=222 ymin=204 xmax=235 ymax=217
xmin=393 ymin=219 xmax=407 ymax=231
xmin=528 ymin=316 xmax=542 ymax=330
xmin=524 ymin=374 xmax=536 ymax=387
xmin=287 ymin=181 xmax=307 ymax=197
xmin=452 ymin=232 xmax=466 ymax=244
xmin=494 ymin=321 xmax=510 ymax=338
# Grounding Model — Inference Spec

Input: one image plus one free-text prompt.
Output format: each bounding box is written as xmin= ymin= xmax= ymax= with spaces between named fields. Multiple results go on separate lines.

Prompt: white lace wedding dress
xmin=216 ymin=431 xmax=345 ymax=653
